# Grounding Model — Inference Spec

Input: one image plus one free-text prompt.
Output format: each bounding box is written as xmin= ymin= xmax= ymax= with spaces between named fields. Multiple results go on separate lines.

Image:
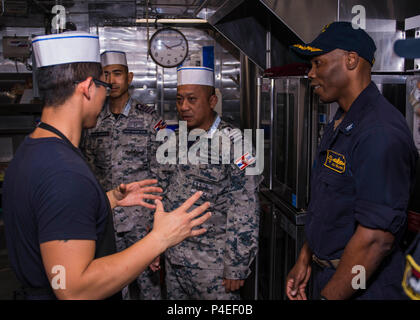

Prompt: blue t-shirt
xmin=3 ymin=136 xmax=111 ymax=289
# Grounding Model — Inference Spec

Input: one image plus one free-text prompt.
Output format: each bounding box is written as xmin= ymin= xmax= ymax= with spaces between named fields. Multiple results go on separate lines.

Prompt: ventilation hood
xmin=204 ymin=0 xmax=420 ymax=72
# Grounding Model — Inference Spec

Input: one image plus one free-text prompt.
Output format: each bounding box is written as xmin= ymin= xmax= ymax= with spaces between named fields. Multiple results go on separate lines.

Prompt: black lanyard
xmin=37 ymin=122 xmax=84 ymax=159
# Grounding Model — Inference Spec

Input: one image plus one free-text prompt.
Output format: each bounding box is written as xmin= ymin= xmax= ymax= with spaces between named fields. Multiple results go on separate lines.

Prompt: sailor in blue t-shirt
xmin=286 ymin=22 xmax=418 ymax=300
xmin=2 ymin=32 xmax=211 ymax=300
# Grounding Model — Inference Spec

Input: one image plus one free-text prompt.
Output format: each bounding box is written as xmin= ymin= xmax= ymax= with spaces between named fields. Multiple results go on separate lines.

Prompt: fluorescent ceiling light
xmin=196 ymin=8 xmax=216 ymax=20
xmin=136 ymin=18 xmax=208 ymax=24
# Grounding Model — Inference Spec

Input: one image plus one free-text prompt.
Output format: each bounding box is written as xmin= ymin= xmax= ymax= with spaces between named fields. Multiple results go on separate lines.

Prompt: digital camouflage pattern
xmin=155 ymin=114 xmax=262 ymax=299
xmin=80 ymin=97 xmax=163 ymax=300
xmin=81 ymin=97 xmax=160 ymax=233
xmin=165 ymin=259 xmax=241 ymax=300
xmin=115 ymin=225 xmax=161 ymax=300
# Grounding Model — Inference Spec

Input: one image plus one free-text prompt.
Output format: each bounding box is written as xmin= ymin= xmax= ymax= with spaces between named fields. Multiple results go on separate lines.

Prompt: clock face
xmin=149 ymin=28 xmax=189 ymax=68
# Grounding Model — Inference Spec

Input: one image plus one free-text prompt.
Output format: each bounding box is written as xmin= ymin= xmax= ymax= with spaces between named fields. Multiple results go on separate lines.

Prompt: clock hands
xmin=168 ymin=40 xmax=183 ymax=49
xmin=161 ymin=40 xmax=184 ymax=50
xmin=150 ymin=29 xmax=187 ymax=67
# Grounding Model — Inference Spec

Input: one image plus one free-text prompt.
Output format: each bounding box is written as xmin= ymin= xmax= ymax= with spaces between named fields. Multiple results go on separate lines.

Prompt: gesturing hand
xmin=151 ymin=191 xmax=212 ymax=249
xmin=149 ymin=256 xmax=161 ymax=272
xmin=111 ymin=179 xmax=163 ymax=209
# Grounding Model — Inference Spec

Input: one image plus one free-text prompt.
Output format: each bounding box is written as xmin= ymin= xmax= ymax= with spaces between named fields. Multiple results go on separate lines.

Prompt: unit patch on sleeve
xmin=235 ymin=152 xmax=256 ymax=171
xmin=154 ymin=119 xmax=168 ymax=132
xmin=402 ymin=254 xmax=420 ymax=300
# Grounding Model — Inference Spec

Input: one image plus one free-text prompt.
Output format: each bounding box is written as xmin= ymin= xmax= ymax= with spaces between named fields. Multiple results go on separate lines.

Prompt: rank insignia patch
xmin=137 ymin=104 xmax=156 ymax=114
xmin=324 ymin=150 xmax=346 ymax=173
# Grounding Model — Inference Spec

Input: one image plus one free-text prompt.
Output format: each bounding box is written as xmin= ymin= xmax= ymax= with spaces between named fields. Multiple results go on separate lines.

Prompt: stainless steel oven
xmin=258 ymin=77 xmax=273 ymax=188
xmin=258 ymin=76 xmax=336 ymax=210
xmin=405 ymin=75 xmax=420 ymax=153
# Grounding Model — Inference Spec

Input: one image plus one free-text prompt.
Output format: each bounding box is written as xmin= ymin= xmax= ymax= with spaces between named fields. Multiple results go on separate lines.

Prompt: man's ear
xmin=76 ymin=76 xmax=93 ymax=100
xmin=101 ymin=70 xmax=108 ymax=83
xmin=209 ymin=94 xmax=218 ymax=110
xmin=128 ymin=72 xmax=134 ymax=85
xmin=346 ymin=52 xmax=359 ymax=71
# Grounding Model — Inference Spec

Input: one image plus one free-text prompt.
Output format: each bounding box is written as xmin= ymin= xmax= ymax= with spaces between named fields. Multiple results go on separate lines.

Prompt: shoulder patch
xmin=235 ymin=152 xmax=256 ymax=171
xmin=221 ymin=127 xmax=242 ymax=144
xmin=136 ymin=103 xmax=156 ymax=115
xmin=402 ymin=254 xmax=420 ymax=300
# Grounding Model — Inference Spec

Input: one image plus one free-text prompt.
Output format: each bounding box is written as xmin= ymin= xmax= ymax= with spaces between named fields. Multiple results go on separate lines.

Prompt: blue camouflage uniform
xmin=156 ymin=114 xmax=262 ymax=300
xmin=80 ymin=97 xmax=163 ymax=300
xmin=305 ymin=82 xmax=419 ymax=299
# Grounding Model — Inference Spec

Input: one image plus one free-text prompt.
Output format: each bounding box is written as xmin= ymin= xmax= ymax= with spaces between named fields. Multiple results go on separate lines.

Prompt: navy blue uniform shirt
xmin=305 ymin=82 xmax=418 ymax=298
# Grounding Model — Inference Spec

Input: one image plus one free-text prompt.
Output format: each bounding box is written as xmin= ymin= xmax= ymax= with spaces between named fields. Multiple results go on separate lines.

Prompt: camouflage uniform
xmin=165 ymin=260 xmax=241 ymax=300
xmin=158 ymin=114 xmax=262 ymax=300
xmin=80 ymin=97 xmax=162 ymax=300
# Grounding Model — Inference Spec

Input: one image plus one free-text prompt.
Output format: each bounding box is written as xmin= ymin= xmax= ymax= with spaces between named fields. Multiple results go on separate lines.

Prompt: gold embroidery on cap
xmin=321 ymin=23 xmax=331 ymax=33
xmin=293 ymin=44 xmax=323 ymax=52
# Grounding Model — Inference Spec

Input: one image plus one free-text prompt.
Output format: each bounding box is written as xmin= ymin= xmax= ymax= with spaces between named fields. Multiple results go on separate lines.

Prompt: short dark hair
xmin=37 ymin=62 xmax=102 ymax=106
xmin=205 ymin=86 xmax=216 ymax=98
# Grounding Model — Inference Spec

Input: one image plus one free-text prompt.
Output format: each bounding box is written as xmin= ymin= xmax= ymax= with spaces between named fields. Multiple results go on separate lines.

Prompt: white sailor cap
xmin=177 ymin=66 xmax=215 ymax=87
xmin=100 ymin=50 xmax=128 ymax=67
xmin=32 ymin=32 xmax=100 ymax=68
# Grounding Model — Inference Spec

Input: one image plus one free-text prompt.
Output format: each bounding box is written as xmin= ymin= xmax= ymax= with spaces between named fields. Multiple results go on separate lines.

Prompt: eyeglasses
xmin=74 ymin=78 xmax=112 ymax=96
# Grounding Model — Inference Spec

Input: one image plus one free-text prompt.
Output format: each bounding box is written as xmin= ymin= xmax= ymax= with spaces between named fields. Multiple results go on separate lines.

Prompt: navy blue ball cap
xmin=394 ymin=38 xmax=420 ymax=59
xmin=290 ymin=21 xmax=377 ymax=65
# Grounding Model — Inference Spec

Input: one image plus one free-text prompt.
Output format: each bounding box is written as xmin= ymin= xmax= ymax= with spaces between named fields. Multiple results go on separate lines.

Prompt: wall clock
xmin=149 ymin=27 xmax=189 ymax=68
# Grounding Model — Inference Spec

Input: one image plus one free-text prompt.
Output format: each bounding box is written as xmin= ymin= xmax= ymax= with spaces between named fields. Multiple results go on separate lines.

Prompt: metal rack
xmin=257 ymin=189 xmax=309 ymax=300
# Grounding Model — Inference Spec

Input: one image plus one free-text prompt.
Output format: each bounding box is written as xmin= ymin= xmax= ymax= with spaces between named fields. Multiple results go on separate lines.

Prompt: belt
xmin=312 ymin=254 xmax=340 ymax=269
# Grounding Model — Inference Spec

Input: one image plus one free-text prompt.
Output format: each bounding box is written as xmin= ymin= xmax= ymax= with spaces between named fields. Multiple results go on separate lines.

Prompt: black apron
xmin=14 ymin=122 xmax=121 ymax=300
